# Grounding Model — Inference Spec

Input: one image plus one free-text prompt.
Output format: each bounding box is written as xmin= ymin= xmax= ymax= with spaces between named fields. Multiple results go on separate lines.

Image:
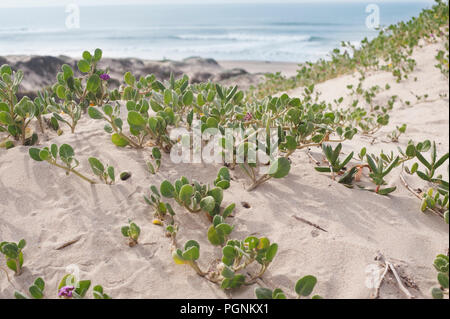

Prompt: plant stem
xmin=188 ymin=261 xmax=207 ymax=277
xmin=108 ymin=118 xmax=142 ymax=149
xmin=37 ymin=116 xmax=45 ymax=133
xmin=247 ymin=149 xmax=295 ymax=191
xmin=50 ymin=161 xmax=97 ymax=184
xmin=245 ymin=265 xmax=267 ymax=285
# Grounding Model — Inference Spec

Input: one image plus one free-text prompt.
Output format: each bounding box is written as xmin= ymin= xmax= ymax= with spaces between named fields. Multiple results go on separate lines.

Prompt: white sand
xmin=0 ymin=41 xmax=448 ymax=299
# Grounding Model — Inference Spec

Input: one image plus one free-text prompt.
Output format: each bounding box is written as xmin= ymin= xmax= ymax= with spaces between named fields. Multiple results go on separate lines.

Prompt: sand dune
xmin=0 ymin=40 xmax=448 ymax=299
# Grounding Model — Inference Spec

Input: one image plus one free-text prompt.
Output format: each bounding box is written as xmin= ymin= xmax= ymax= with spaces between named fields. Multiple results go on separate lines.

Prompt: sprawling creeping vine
xmin=172 ymin=236 xmax=279 ymax=289
xmin=29 ymin=143 xmax=97 ymax=184
xmin=249 ymin=1 xmax=448 ymax=97
xmin=0 ymin=239 xmax=26 ymax=276
xmin=88 ymin=102 xmax=174 ymax=151
xmin=14 ymin=275 xmax=111 ymax=299
xmin=255 ymin=275 xmax=322 ymax=299
xmin=0 ymin=0 xmax=448 ymax=299
xmin=159 ymin=168 xmax=234 ymax=218
xmin=14 ymin=277 xmax=45 ymax=299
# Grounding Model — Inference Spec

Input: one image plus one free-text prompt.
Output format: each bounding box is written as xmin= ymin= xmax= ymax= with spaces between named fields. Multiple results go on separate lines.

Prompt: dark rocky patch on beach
xmin=0 ymin=55 xmax=262 ymax=99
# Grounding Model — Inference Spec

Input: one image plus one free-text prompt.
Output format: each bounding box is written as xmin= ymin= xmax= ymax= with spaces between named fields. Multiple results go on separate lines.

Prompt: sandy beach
xmin=0 ymin=0 xmax=449 ymax=302
xmin=0 ymin=36 xmax=448 ymax=299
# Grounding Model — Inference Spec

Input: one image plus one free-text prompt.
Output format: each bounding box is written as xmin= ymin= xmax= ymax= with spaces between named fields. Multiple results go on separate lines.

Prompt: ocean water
xmin=0 ymin=2 xmax=433 ymax=62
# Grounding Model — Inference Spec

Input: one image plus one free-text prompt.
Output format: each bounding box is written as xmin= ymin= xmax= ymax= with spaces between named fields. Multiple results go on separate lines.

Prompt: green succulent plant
xmin=431 ymin=253 xmax=449 ymax=299
xmin=387 ymin=124 xmax=407 ymax=142
xmin=255 ymin=275 xmax=322 ymax=299
xmin=420 ymin=188 xmax=449 ymax=218
xmin=407 ymin=141 xmax=449 ymax=184
xmin=0 ymin=65 xmax=38 ymax=145
xmin=14 ymin=277 xmax=45 ymax=299
xmin=15 ymin=276 xmax=111 ymax=299
xmin=58 ymin=274 xmax=92 ymax=299
xmin=50 ymin=49 xmax=107 ymax=133
xmin=29 ymin=143 xmax=97 ymax=184
xmin=121 ymin=220 xmax=141 ymax=247
xmin=366 ymin=154 xmax=399 ymax=195
xmin=207 ymin=215 xmax=234 ymax=246
xmin=220 ymin=236 xmax=278 ymax=289
xmin=144 ymin=185 xmax=176 ymax=221
xmin=0 ymin=239 xmax=26 ymax=275
xmin=93 ymin=285 xmax=112 ymax=299
xmin=315 ymin=143 xmax=356 ymax=184
xmin=159 ymin=168 xmax=232 ymax=217
xmin=88 ymin=157 xmax=115 ymax=184
xmin=147 ymin=147 xmax=162 ymax=174
xmin=172 ymin=240 xmax=205 ymax=276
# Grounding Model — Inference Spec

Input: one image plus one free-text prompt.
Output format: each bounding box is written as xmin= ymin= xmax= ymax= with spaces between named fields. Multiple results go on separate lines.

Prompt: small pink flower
xmin=100 ymin=73 xmax=110 ymax=81
xmin=58 ymin=286 xmax=75 ymax=298
xmin=244 ymin=112 xmax=253 ymax=121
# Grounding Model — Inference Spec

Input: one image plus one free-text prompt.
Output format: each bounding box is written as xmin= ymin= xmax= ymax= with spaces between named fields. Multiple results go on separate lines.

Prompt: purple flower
xmin=244 ymin=112 xmax=253 ymax=121
xmin=100 ymin=73 xmax=110 ymax=81
xmin=58 ymin=286 xmax=75 ymax=298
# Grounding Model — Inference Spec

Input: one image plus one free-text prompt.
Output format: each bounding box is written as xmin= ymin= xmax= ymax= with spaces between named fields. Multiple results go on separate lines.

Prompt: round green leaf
xmin=61 ymin=64 xmax=73 ymax=81
xmin=94 ymin=48 xmax=103 ymax=61
xmin=255 ymin=287 xmax=273 ymax=299
xmin=88 ymin=157 xmax=105 ymax=176
xmin=207 ymin=226 xmax=222 ymax=246
xmin=268 ymin=157 xmax=291 ymax=178
xmin=29 ymin=148 xmax=43 ymax=161
xmin=77 ymin=60 xmax=91 ymax=73
xmin=56 ymin=85 xmax=66 ymax=99
xmin=431 ymin=287 xmax=444 ymax=299
xmin=0 ymin=111 xmax=14 ymax=125
xmin=127 ymin=111 xmax=146 ymax=128
xmin=29 ymin=285 xmax=44 ymax=299
xmin=111 ymin=133 xmax=129 ymax=147
xmin=437 ymin=272 xmax=449 ymax=289
xmin=87 ymin=74 xmax=101 ymax=93
xmin=265 ymin=243 xmax=278 ymax=262
xmin=295 ymin=275 xmax=317 ymax=297
xmin=88 ymin=107 xmax=104 ymax=119
xmin=200 ymin=196 xmax=216 ymax=213
xmin=124 ymin=72 xmax=136 ymax=86
xmin=152 ymin=147 xmax=161 ymax=160
xmin=160 ymin=180 xmax=175 ymax=198
xmin=59 ymin=144 xmax=74 ymax=160
xmin=39 ymin=149 xmax=50 ymax=161
xmin=208 ymin=187 xmax=223 ymax=205
xmin=179 ymin=184 xmax=194 ymax=203
xmin=222 ymin=203 xmax=235 ymax=219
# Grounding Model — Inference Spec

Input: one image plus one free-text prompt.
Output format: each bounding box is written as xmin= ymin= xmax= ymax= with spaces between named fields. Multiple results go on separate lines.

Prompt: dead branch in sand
xmin=372 ymin=252 xmax=414 ymax=299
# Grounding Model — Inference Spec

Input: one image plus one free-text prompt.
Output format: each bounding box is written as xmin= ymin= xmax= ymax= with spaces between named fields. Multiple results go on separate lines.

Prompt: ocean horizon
xmin=0 ymin=2 xmax=434 ymax=62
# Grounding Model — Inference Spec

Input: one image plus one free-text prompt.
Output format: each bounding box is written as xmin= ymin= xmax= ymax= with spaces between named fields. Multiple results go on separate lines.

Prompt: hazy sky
xmin=0 ymin=0 xmax=436 ymax=8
